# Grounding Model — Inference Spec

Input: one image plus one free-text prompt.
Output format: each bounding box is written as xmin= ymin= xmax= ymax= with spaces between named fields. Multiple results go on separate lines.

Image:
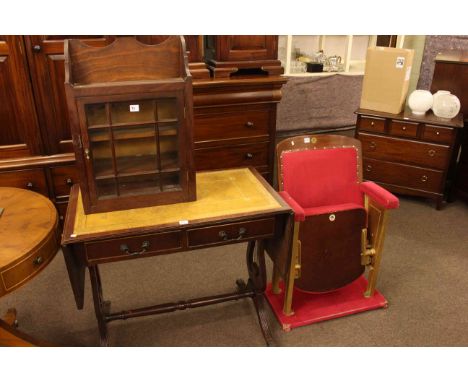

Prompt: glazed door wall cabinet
xmin=0 ymin=36 xmax=44 ymax=159
xmin=65 ymin=37 xmax=196 ymax=214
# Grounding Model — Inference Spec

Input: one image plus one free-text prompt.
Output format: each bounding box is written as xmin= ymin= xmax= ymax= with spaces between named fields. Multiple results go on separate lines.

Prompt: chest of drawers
xmin=355 ymin=108 xmax=464 ymax=209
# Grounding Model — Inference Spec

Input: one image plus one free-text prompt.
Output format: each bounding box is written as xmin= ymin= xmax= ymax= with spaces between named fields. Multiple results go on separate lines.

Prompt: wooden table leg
xmin=89 ymin=265 xmax=109 ymax=346
xmin=246 ymin=240 xmax=276 ymax=347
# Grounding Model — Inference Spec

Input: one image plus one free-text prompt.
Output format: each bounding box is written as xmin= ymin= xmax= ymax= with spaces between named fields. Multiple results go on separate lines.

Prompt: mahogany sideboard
xmin=355 ymin=108 xmax=464 ymax=209
xmin=0 ymin=36 xmax=286 ymax=222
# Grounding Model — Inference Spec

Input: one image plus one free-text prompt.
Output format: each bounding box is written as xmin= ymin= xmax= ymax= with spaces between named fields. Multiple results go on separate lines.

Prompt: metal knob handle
xmin=33 ymin=256 xmax=43 ymax=265
xmin=218 ymin=230 xmax=228 ymax=241
xmin=366 ymin=164 xmax=372 ymax=172
xmin=245 ymin=153 xmax=254 ymax=159
xmin=26 ymin=182 xmax=33 ymax=189
xmin=32 ymin=45 xmax=41 ymax=52
xmin=119 ymin=241 xmax=150 ymax=256
xmin=236 ymin=227 xmax=247 ymax=240
xmin=245 ymin=121 xmax=254 ymax=128
xmin=428 ymin=149 xmax=436 ymax=157
xmin=402 ymin=126 xmax=407 ymax=131
xmin=370 ymin=121 xmax=375 ymax=126
xmin=84 ymin=148 xmax=90 ymax=160
xmin=421 ymin=175 xmax=428 ymax=183
xmin=436 ymin=131 xmax=440 ymax=136
xmin=66 ymin=178 xmax=73 ymax=186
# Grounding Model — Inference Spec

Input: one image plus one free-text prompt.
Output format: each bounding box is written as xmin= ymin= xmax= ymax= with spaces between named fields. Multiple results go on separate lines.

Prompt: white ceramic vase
xmin=432 ymin=90 xmax=461 ymax=119
xmin=408 ymin=90 xmax=433 ymax=115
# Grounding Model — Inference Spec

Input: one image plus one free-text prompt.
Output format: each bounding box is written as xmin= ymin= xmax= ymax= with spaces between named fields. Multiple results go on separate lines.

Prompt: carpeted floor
xmin=1 ymin=195 xmax=467 ymax=346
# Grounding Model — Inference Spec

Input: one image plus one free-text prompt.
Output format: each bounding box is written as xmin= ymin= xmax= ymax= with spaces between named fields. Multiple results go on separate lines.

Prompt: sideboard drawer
xmin=359 ymin=133 xmax=450 ymax=170
xmin=85 ymin=231 xmax=183 ymax=263
xmin=389 ymin=120 xmax=418 ymax=139
xmin=187 ymin=218 xmax=276 ymax=248
xmin=358 ymin=116 xmax=386 ymax=133
xmin=194 ymin=142 xmax=269 ymax=171
xmin=422 ymin=125 xmax=455 ymax=144
xmin=0 ymin=169 xmax=48 ymax=196
xmin=194 ymin=106 xmax=270 ymax=142
xmin=50 ymin=165 xmax=79 ymax=198
xmin=363 ymin=158 xmax=444 ymax=193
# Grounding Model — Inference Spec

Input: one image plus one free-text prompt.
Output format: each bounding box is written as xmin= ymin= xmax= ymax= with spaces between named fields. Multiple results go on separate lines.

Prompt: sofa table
xmin=0 ymin=187 xmax=59 ymax=346
xmin=61 ymin=168 xmax=293 ymax=346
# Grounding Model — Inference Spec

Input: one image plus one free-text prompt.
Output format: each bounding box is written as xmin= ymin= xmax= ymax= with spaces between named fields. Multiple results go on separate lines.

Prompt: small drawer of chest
xmin=85 ymin=231 xmax=183 ymax=263
xmin=194 ymin=107 xmax=270 ymax=142
xmin=363 ymin=158 xmax=444 ymax=193
xmin=0 ymin=169 xmax=48 ymax=196
xmin=187 ymin=218 xmax=276 ymax=248
xmin=50 ymin=165 xmax=79 ymax=198
xmin=389 ymin=120 xmax=419 ymax=139
xmin=359 ymin=133 xmax=450 ymax=170
xmin=358 ymin=116 xmax=386 ymax=133
xmin=194 ymin=142 xmax=269 ymax=171
xmin=422 ymin=125 xmax=455 ymax=144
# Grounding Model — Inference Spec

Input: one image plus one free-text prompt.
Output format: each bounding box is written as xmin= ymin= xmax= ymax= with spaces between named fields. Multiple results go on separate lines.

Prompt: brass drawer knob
xmin=402 ymin=126 xmax=407 ymax=131
xmin=119 ymin=241 xmax=150 ymax=256
xmin=26 ymin=182 xmax=34 ymax=189
xmin=436 ymin=131 xmax=440 ymax=136
xmin=32 ymin=45 xmax=41 ymax=53
xmin=218 ymin=230 xmax=228 ymax=241
xmin=66 ymin=178 xmax=73 ymax=186
xmin=245 ymin=153 xmax=254 ymax=159
xmin=370 ymin=121 xmax=375 ymax=127
xmin=366 ymin=164 xmax=372 ymax=172
xmin=33 ymin=256 xmax=43 ymax=266
xmin=245 ymin=121 xmax=254 ymax=128
xmin=236 ymin=227 xmax=247 ymax=240
xmin=421 ymin=175 xmax=428 ymax=183
xmin=428 ymin=149 xmax=436 ymax=157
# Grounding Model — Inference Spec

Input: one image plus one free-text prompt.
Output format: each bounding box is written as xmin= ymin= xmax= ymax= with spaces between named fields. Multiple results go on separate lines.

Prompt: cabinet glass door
xmin=84 ymin=97 xmax=181 ymax=200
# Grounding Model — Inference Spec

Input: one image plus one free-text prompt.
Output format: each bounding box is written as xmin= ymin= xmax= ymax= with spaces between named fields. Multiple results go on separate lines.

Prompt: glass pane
xmin=114 ymin=138 xmax=158 ymax=177
xmin=159 ymin=135 xmax=179 ymax=171
xmin=95 ymin=178 xmax=117 ymax=199
xmin=89 ymin=129 xmax=114 ymax=180
xmin=162 ymin=172 xmax=181 ymax=191
xmin=86 ymin=104 xmax=107 ymax=127
xmin=157 ymin=99 xmax=178 ymax=121
xmin=111 ymin=100 xmax=154 ymax=125
xmin=119 ymin=174 xmax=161 ymax=196
xmin=112 ymin=124 xmax=156 ymax=141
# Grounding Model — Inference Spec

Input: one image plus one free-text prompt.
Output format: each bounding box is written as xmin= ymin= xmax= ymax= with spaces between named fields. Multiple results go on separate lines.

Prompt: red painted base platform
xmin=265 ymin=276 xmax=388 ymax=331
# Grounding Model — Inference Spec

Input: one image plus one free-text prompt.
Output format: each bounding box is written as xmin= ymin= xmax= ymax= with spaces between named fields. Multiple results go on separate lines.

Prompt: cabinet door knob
xmin=245 ymin=121 xmax=254 ymax=128
xmin=66 ymin=178 xmax=73 ymax=186
xmin=84 ymin=148 xmax=90 ymax=160
xmin=366 ymin=164 xmax=372 ymax=172
xmin=402 ymin=126 xmax=407 ymax=131
xmin=428 ymin=149 xmax=436 ymax=157
xmin=245 ymin=153 xmax=254 ymax=159
xmin=26 ymin=182 xmax=34 ymax=189
xmin=421 ymin=175 xmax=428 ymax=183
xmin=32 ymin=45 xmax=41 ymax=52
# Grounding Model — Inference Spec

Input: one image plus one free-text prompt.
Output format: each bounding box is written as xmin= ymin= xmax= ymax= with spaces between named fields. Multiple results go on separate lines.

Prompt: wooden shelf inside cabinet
xmin=65 ymin=36 xmax=196 ymax=214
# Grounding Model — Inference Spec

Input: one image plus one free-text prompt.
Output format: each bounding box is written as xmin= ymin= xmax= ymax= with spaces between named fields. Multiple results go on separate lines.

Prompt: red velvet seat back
xmin=282 ymin=147 xmax=363 ymax=208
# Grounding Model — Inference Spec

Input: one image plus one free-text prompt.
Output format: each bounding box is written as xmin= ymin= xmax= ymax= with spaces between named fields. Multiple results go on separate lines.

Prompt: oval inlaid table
xmin=0 ymin=187 xmax=59 ymax=346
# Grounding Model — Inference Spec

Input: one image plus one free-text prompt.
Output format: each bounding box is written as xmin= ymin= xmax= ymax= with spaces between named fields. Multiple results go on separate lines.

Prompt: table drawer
xmin=187 ymin=218 xmax=276 ymax=248
xmin=358 ymin=116 xmax=386 ymax=133
xmin=194 ymin=142 xmax=269 ymax=171
xmin=389 ymin=120 xmax=419 ymax=139
xmin=0 ymin=169 xmax=48 ymax=196
xmin=422 ymin=125 xmax=455 ymax=144
xmin=363 ymin=158 xmax=444 ymax=193
xmin=359 ymin=133 xmax=450 ymax=170
xmin=50 ymin=165 xmax=79 ymax=198
xmin=85 ymin=231 xmax=183 ymax=263
xmin=1 ymin=230 xmax=57 ymax=292
xmin=194 ymin=106 xmax=270 ymax=142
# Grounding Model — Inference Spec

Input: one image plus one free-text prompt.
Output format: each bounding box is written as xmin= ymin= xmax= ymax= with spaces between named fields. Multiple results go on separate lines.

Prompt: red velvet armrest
xmin=279 ymin=191 xmax=305 ymax=222
xmin=360 ymin=181 xmax=399 ymax=210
